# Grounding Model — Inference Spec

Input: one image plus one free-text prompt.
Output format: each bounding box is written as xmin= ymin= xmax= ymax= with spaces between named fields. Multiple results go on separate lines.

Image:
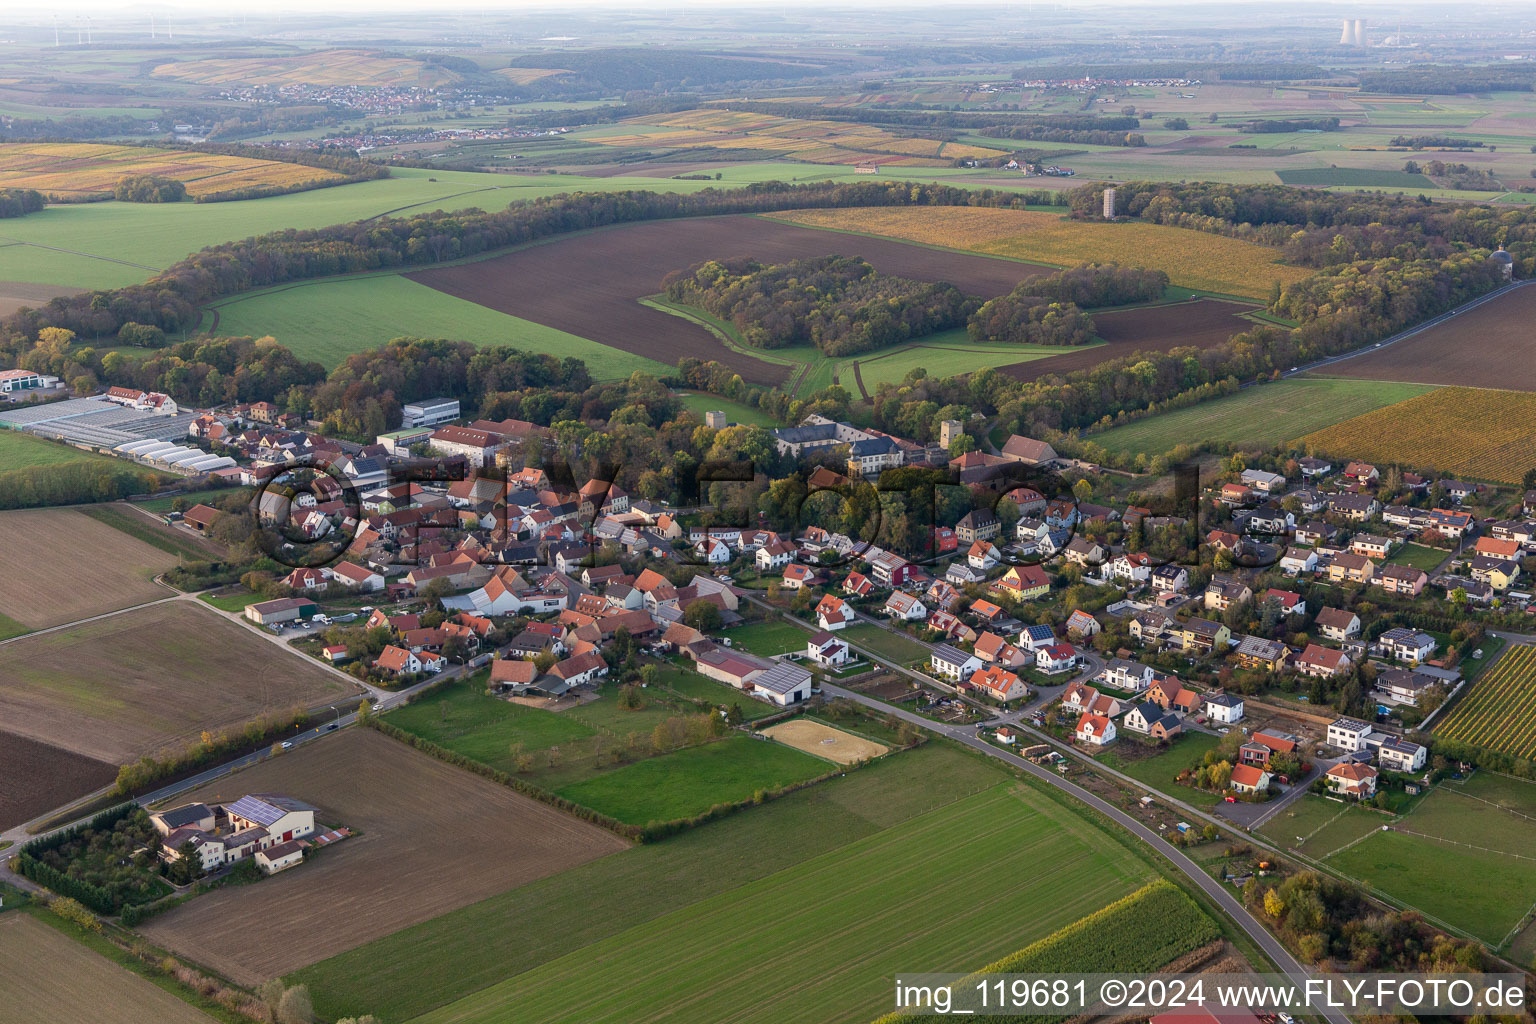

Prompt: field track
xmin=139 ymin=729 xmax=627 ymax=984
xmin=1323 ymin=283 xmax=1536 ymax=391
xmin=405 ymin=215 xmax=1051 ymax=386
xmin=999 ymin=297 xmax=1259 ymax=381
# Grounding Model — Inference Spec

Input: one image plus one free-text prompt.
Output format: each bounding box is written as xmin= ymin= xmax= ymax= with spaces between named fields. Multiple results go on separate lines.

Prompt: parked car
xmin=1224 ymin=795 xmax=1236 ymax=803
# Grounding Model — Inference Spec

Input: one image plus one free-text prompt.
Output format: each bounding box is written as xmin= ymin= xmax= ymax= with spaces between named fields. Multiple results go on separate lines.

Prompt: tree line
xmin=967 ymin=263 xmax=1167 ymax=346
xmin=0 ymin=187 xmax=44 ymax=218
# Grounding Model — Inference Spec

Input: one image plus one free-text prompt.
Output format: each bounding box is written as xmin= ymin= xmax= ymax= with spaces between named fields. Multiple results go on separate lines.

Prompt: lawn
xmin=208 ymin=274 xmax=672 ymax=377
xmin=1257 ymin=793 xmax=1384 ymax=856
xmin=719 ymin=619 xmax=813 ymax=657
xmin=553 ymin=734 xmax=832 ymax=825
xmin=411 ymin=783 xmax=1159 ymax=1024
xmin=1084 ymin=378 xmax=1436 ymax=457
xmin=1098 ymin=731 xmax=1220 ymax=792
xmin=134 ymin=487 xmax=242 ymax=515
xmin=653 ymin=662 xmax=777 ymax=720
xmin=197 ymin=589 xmax=268 ymax=613
xmin=0 ymin=429 xmax=129 ymax=472
xmin=293 ymin=743 xmax=1010 ymax=1022
xmin=841 ymin=622 xmax=932 ymax=665
xmin=673 ymin=391 xmax=779 ymax=428
xmin=1389 ymin=542 xmax=1450 ymax=573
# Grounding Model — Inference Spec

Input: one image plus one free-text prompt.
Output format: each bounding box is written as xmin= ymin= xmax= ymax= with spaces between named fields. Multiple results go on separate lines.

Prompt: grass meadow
xmin=841 ymin=623 xmax=932 ymax=664
xmin=0 ymin=429 xmax=131 ymax=472
xmin=410 ymin=783 xmax=1159 ymax=1024
xmin=1084 ymin=378 xmax=1435 ymax=456
xmin=207 ymin=273 xmax=672 ymax=377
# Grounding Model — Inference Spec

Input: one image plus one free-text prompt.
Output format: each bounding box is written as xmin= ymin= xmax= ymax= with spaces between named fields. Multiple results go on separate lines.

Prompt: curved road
xmin=826 ymin=682 xmax=1351 ymax=1024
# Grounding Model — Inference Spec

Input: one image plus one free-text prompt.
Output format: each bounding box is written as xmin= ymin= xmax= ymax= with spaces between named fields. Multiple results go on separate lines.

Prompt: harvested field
xmin=0 ymin=279 xmax=80 ymax=316
xmin=1325 ymin=284 xmax=1536 ymax=391
xmin=0 ymin=601 xmax=350 ymax=763
xmin=0 ymin=507 xmax=178 ymax=630
xmin=406 ymin=215 xmax=1052 ymax=387
xmin=139 ymin=728 xmax=626 ymax=984
xmin=0 ymin=912 xmax=215 ymax=1024
xmin=766 ymin=206 xmax=1309 ymax=299
xmin=151 ymin=49 xmax=459 ymax=88
xmin=999 ymin=298 xmax=1261 ymax=382
xmin=0 ymin=142 xmax=344 ymax=199
xmin=760 ymin=718 xmax=889 ymax=764
xmin=0 ymin=730 xmax=116 ymax=830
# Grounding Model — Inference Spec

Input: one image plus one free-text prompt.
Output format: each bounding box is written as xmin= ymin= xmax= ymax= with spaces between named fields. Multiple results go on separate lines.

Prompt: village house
xmin=1327 ymin=717 xmax=1374 ymax=752
xmin=1378 ymin=627 xmax=1437 ymax=665
xmin=1240 ymin=729 xmax=1299 ymax=767
xmin=955 ymin=509 xmax=1001 ymax=543
xmin=1065 ymin=609 xmax=1100 ymax=638
xmin=1350 ymin=534 xmax=1392 ymax=559
xmin=782 ymin=564 xmax=818 ymax=590
xmin=1470 ymin=555 xmax=1519 ymax=591
xmin=1375 ymin=564 xmax=1427 ymax=596
xmin=1122 ymin=701 xmax=1182 ymax=740
xmin=1075 ymin=712 xmax=1115 ymax=746
xmin=967 ymin=539 xmax=1002 ymax=571
xmin=1146 ymin=677 xmax=1201 ymax=715
xmin=991 ymin=564 xmax=1050 ymax=602
xmin=1204 ymin=575 xmax=1252 ymax=613
xmin=1229 ymin=764 xmax=1271 ymax=795
xmin=1240 ymin=468 xmax=1286 ymax=493
xmin=1295 ymin=644 xmax=1351 ymax=679
xmin=816 ymin=594 xmax=854 ymax=631
xmin=806 ymin=631 xmax=850 ymax=668
xmin=930 ymin=644 xmax=983 ymax=682
xmin=1151 ymin=564 xmax=1189 ymax=594
xmin=1327 ymin=552 xmax=1377 ymax=584
xmin=842 ymin=571 xmax=874 ymax=598
xmin=1062 ymin=536 xmax=1106 ymax=567
xmin=1377 ymin=667 xmax=1436 ymax=706
xmin=1036 ymin=643 xmax=1079 ymax=674
xmin=1178 ymin=617 xmax=1231 ymax=656
xmin=884 ymin=591 xmax=927 ymax=622
xmin=974 ymin=631 xmax=1027 ymax=668
xmin=1327 ymin=493 xmax=1379 ymax=522
xmin=869 ymin=550 xmax=916 ymax=588
xmin=1234 ymin=634 xmax=1290 ymax=672
xmin=1315 ymin=607 xmax=1361 ymax=642
xmin=1203 ymin=691 xmax=1245 ymax=725
xmin=1263 ymin=589 xmax=1306 ymax=617
xmin=756 ymin=537 xmax=796 ymax=571
xmin=1294 ymin=522 xmax=1335 ymax=547
xmin=1000 ymin=435 xmax=1059 ymax=467
xmin=1102 ymin=658 xmax=1154 ymax=692
xmin=1326 ymin=762 xmax=1378 ymax=799
xmin=1108 ymin=551 xmax=1153 ymax=585
xmin=969 ymin=665 xmax=1026 ymax=702
xmin=1377 ymin=736 xmax=1427 ymax=773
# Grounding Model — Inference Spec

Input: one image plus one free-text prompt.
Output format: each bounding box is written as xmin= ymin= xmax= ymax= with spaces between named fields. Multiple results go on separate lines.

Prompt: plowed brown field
xmin=0 ymin=729 xmax=116 ymax=829
xmin=406 ymin=215 xmax=1051 ymax=386
xmin=139 ymin=728 xmax=627 ymax=984
xmin=1323 ymin=284 xmax=1536 ymax=391
xmin=1000 ymin=297 xmax=1260 ymax=381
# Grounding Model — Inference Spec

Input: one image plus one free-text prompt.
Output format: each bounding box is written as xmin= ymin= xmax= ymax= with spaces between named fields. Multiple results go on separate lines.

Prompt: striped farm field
xmin=151 ymin=49 xmax=459 ymax=88
xmin=1295 ymin=387 xmax=1536 ymax=485
xmin=766 ymin=206 xmax=1309 ymax=299
xmin=0 ymin=142 xmax=342 ymax=199
xmin=1437 ymin=644 xmax=1536 ymax=759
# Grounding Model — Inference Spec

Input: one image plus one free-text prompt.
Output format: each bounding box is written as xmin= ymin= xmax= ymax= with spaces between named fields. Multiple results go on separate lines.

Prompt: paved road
xmin=824 ymin=682 xmax=1351 ymax=1024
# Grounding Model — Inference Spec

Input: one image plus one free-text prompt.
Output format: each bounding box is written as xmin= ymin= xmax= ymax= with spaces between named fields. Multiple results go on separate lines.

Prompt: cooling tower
xmin=1354 ymin=19 xmax=1367 ymax=46
xmin=1340 ymin=19 xmax=1355 ymax=45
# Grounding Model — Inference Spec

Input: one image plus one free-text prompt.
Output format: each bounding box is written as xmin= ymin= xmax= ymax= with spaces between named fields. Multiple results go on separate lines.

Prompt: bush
xmin=113 ymin=175 xmax=187 ymax=203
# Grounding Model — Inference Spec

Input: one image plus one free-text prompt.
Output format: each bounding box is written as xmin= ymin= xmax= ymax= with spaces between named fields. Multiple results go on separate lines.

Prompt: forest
xmin=0 ymin=187 xmax=45 ymax=218
xmin=662 ymin=255 xmax=979 ymax=356
xmin=967 ymin=263 xmax=1166 ymax=346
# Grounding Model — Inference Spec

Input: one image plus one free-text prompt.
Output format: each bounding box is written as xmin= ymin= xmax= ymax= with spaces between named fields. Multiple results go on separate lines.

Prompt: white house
xmin=1203 ymin=691 xmax=1245 ymax=725
xmin=1109 ymin=552 xmax=1153 ymax=585
xmin=1279 ymin=548 xmax=1318 ymax=575
xmin=1326 ymin=717 xmax=1373 ymax=753
xmin=330 ymin=561 xmax=384 ymax=591
xmin=1075 ymin=713 xmax=1115 ymax=746
xmin=1378 ymin=627 xmax=1437 ymax=665
xmin=815 ymin=594 xmax=853 ymax=631
xmin=255 ymin=840 xmax=306 ymax=875
xmin=1229 ymin=764 xmax=1271 ymax=794
xmin=756 ymin=538 xmax=795 ymax=571
xmin=931 ymin=644 xmax=982 ymax=682
xmin=806 ymin=630 xmax=850 ymax=667
xmin=1037 ymin=643 xmax=1079 ymax=674
xmin=884 ymin=591 xmax=926 ymax=621
xmin=1377 ymin=736 xmax=1427 ymax=772
xmin=696 ymin=537 xmax=731 ymax=564
xmin=1102 ymin=659 xmax=1153 ymax=692
xmin=967 ymin=540 xmax=1001 ymax=571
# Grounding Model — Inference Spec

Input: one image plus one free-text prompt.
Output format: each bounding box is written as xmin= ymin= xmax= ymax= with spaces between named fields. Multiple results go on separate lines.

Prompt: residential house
xmin=991 ymin=564 xmax=1050 ymax=602
xmin=1203 ymin=692 xmax=1245 ymax=725
xmin=1326 ymin=762 xmax=1378 ymax=799
xmin=1108 ymin=551 xmax=1153 ymax=586
xmin=756 ymin=537 xmax=796 ymax=571
xmin=1000 ymin=435 xmax=1059 ymax=466
xmin=1060 ymin=681 xmax=1101 ymax=714
xmin=1327 ymin=717 xmax=1374 ymax=752
xmin=969 ymin=665 xmax=1026 ymax=702
xmin=1377 ymin=667 xmax=1436 ymax=706
xmin=1343 ymin=462 xmax=1379 ymax=485
xmin=967 ymin=540 xmax=1001 ymax=571
xmin=1229 ymin=764 xmax=1271 ymax=795
xmin=1075 ymin=713 xmax=1115 ymax=746
xmin=1377 ymin=736 xmax=1427 ymax=773
xmin=1378 ymin=627 xmax=1437 ymax=665
xmin=955 ymin=509 xmax=1000 ymax=543
xmin=1298 ymin=457 xmax=1333 ymax=479
xmin=1020 ymin=623 xmax=1057 ymax=651
xmin=931 ymin=644 xmax=983 ymax=682
xmin=782 ymin=564 xmax=818 ymax=590
xmin=1327 ymin=494 xmax=1379 ymax=522
xmin=1122 ymin=702 xmax=1183 ymax=740
xmin=816 ymin=594 xmax=854 ymax=631
xmin=842 ymin=572 xmax=874 ymax=598
xmin=1327 ymin=552 xmax=1377 ymax=584
xmin=806 ymin=631 xmax=850 ymax=668
xmin=1102 ymin=659 xmax=1153 ymax=692
xmin=1234 ymin=635 xmax=1289 ymax=672
xmin=1151 ymin=564 xmax=1189 ymax=594
xmin=1036 ymin=643 xmax=1079 ymax=674
xmin=1375 ymin=564 xmax=1427 ymax=596
xmin=1263 ymin=589 xmax=1306 ymax=617
xmin=550 ymin=651 xmax=608 ymax=689
xmin=869 ymin=550 xmax=915 ymax=587
xmin=1315 ymin=607 xmax=1361 ymax=642
xmin=884 ymin=591 xmax=927 ymax=622
xmin=1065 ymin=609 xmax=1100 ymax=638
xmin=1295 ymin=644 xmax=1352 ymax=679
xmin=1241 ymin=469 xmax=1286 ymax=493
xmin=1146 ymin=677 xmax=1201 ymax=715
xmin=1350 ymin=534 xmax=1392 ymax=559
xmin=1470 ymin=555 xmax=1519 ymax=591
xmin=925 ymin=580 xmax=960 ymax=612
xmin=330 ymin=561 xmax=384 ymax=591
xmin=1178 ymin=617 xmax=1231 ymax=656
xmin=1294 ymin=522 xmax=1336 ymax=547
xmin=1278 ymin=548 xmax=1318 ymax=576
xmin=1015 ymin=517 xmax=1049 ymax=550
xmin=1204 ymin=575 xmax=1252 ymax=613
xmin=974 ymin=631 xmax=1027 ymax=668
xmin=226 ymin=794 xmax=315 ymax=846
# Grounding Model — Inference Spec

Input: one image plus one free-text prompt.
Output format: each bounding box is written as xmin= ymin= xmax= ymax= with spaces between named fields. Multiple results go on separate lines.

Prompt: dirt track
xmin=407 ymin=216 xmax=1051 ymax=386
xmin=139 ymin=729 xmax=627 ymax=984
xmin=1323 ymin=284 xmax=1536 ymax=391
xmin=1000 ymin=297 xmax=1259 ymax=381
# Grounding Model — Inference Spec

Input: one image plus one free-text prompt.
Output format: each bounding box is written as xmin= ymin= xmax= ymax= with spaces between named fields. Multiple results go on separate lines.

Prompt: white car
xmin=280 ymin=741 xmax=294 ymax=750
xmin=372 ymin=702 xmax=385 ymax=712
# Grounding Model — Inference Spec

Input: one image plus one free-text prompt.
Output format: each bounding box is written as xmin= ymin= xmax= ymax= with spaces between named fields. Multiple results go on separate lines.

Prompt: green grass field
xmin=133 ymin=487 xmax=243 ymax=514
xmin=718 ymin=619 xmax=813 ymax=657
xmin=208 ymin=274 xmax=671 ymax=377
xmin=292 ymin=743 xmax=1009 ymax=1021
xmin=0 ymin=429 xmax=129 ymax=472
xmin=553 ymin=734 xmax=831 ymax=825
xmin=1266 ymin=775 xmax=1536 ymax=946
xmin=673 ymin=391 xmax=779 ymax=427
xmin=412 ymin=783 xmax=1156 ymax=1024
xmin=0 ymin=611 xmax=28 ymax=642
xmin=841 ymin=623 xmax=931 ymax=664
xmin=1085 ymin=378 xmax=1436 ymax=456
xmin=651 ymin=662 xmax=776 ymax=720
xmin=1099 ymin=732 xmax=1220 ymax=792
xmin=1277 ymin=167 xmax=1434 ymax=188
xmin=1389 ymin=543 xmax=1450 ymax=573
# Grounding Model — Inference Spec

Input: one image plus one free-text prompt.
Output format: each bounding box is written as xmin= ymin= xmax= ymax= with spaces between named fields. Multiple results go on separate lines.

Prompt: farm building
xmin=256 ymin=839 xmax=306 ymax=875
xmin=244 ymin=597 xmax=317 ymax=626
